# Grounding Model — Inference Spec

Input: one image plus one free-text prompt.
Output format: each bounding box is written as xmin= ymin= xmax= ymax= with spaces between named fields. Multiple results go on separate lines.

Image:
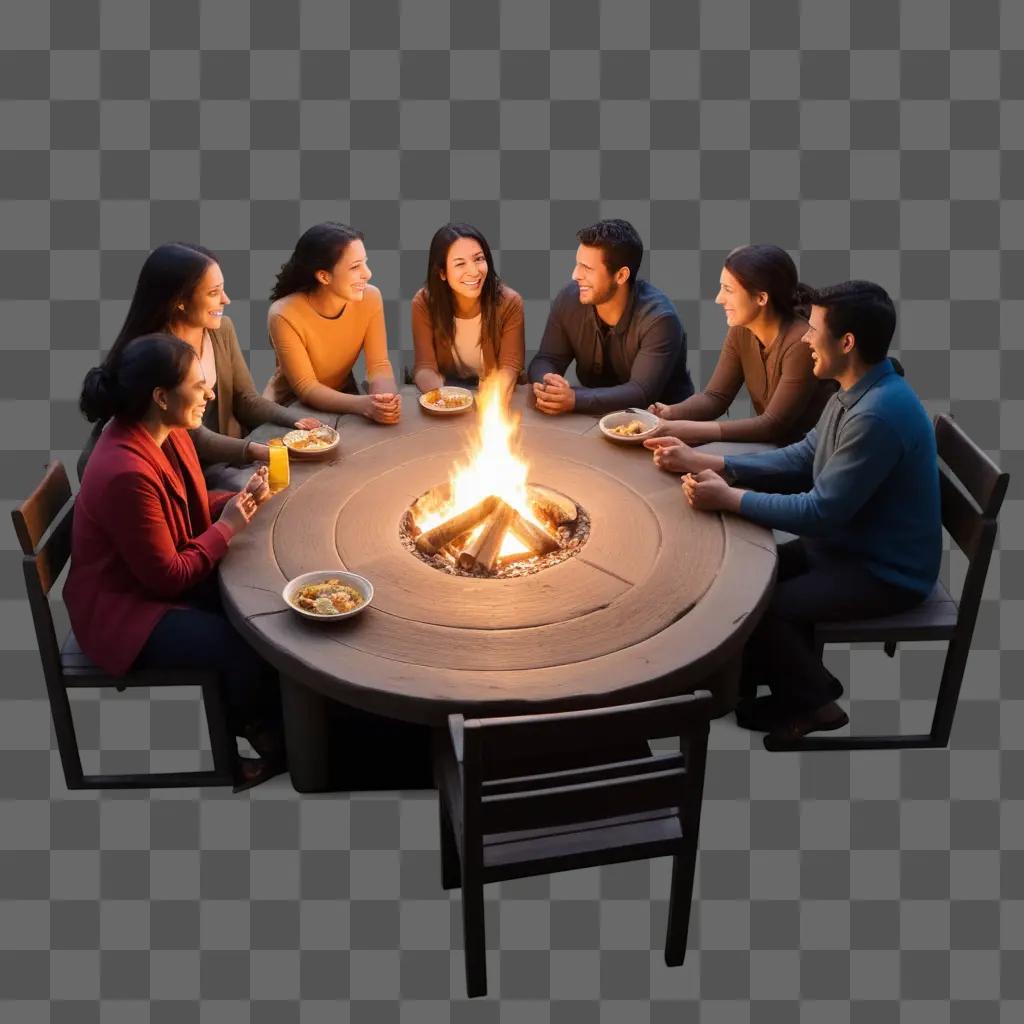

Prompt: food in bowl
xmin=283 ymin=426 xmax=337 ymax=452
xmin=598 ymin=409 xmax=660 ymax=443
xmin=424 ymin=388 xmax=472 ymax=410
xmin=608 ymin=419 xmax=648 ymax=437
xmin=292 ymin=578 xmax=365 ymax=615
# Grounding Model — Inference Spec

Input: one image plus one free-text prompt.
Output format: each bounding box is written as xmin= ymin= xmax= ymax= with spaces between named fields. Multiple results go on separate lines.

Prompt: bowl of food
xmin=419 ymin=386 xmax=474 ymax=415
xmin=598 ymin=409 xmax=660 ymax=444
xmin=282 ymin=571 xmax=373 ymax=621
xmin=282 ymin=425 xmax=339 ymax=458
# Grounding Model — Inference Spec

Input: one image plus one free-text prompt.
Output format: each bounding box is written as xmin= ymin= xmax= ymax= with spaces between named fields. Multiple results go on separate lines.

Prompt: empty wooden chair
xmin=12 ymin=461 xmax=234 ymax=789
xmin=434 ymin=690 xmax=714 ymax=998
xmin=769 ymin=414 xmax=1009 ymax=751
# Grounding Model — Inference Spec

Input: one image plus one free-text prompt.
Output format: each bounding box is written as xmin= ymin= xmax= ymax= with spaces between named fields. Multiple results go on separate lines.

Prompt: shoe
xmin=232 ymin=754 xmax=287 ymax=794
xmin=240 ymin=719 xmax=286 ymax=763
xmin=735 ymin=695 xmax=795 ymax=733
xmin=763 ymin=702 xmax=850 ymax=750
xmin=826 ymin=674 xmax=844 ymax=701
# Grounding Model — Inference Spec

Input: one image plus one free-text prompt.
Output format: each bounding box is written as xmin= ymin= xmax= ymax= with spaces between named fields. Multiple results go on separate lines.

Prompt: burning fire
xmin=415 ymin=376 xmax=547 ymax=557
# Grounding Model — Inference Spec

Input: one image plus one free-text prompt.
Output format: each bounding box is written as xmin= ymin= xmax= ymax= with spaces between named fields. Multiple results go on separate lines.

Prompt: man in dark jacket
xmin=529 ymin=219 xmax=694 ymax=415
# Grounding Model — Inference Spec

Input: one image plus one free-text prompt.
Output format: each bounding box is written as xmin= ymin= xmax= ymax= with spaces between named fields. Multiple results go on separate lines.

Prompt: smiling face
xmin=715 ymin=266 xmax=765 ymax=328
xmin=178 ymin=261 xmax=229 ymax=332
xmin=318 ymin=239 xmax=372 ymax=302
xmin=572 ymin=244 xmax=623 ymax=306
xmin=441 ymin=236 xmax=489 ymax=304
xmin=158 ymin=354 xmax=213 ymax=430
xmin=802 ymin=304 xmax=850 ymax=381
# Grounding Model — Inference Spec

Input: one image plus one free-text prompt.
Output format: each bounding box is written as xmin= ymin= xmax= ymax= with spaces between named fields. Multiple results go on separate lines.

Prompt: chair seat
xmin=61 ymin=630 xmax=218 ymax=687
xmin=60 ymin=629 xmax=102 ymax=675
xmin=814 ymin=580 xmax=958 ymax=644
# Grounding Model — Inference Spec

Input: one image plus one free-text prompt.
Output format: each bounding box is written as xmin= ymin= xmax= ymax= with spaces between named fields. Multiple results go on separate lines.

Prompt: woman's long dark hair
xmin=423 ymin=223 xmax=502 ymax=363
xmin=111 ymin=243 xmax=217 ymax=361
xmin=80 ymin=333 xmax=197 ymax=425
xmin=270 ymin=222 xmax=364 ymax=301
xmin=723 ymin=244 xmax=802 ymax=321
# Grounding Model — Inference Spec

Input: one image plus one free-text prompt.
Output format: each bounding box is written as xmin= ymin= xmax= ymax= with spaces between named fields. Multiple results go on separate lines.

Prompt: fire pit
xmin=401 ymin=483 xmax=589 ymax=578
xmin=399 ymin=379 xmax=590 ymax=578
xmin=219 ymin=385 xmax=779 ymax=792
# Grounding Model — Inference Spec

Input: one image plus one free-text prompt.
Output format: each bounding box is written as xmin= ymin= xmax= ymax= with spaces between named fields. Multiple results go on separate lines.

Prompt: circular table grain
xmin=220 ymin=388 xmax=777 ymax=790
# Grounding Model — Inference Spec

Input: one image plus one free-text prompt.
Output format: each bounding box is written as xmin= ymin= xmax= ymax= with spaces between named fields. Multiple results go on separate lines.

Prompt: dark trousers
xmin=743 ymin=539 xmax=924 ymax=713
xmin=134 ymin=587 xmax=279 ymax=736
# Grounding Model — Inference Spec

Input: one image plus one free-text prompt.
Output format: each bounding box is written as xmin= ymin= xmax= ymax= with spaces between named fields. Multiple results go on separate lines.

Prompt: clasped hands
xmin=361 ymin=392 xmax=402 ymax=424
xmin=643 ymin=436 xmax=736 ymax=512
xmin=532 ymin=373 xmax=576 ymax=415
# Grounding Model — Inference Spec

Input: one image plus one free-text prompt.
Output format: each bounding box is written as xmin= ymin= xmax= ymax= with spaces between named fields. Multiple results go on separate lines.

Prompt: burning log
xmin=509 ymin=508 xmax=560 ymax=556
xmin=529 ymin=484 xmax=578 ymax=532
xmin=415 ymin=496 xmax=498 ymax=556
xmin=458 ymin=499 xmax=517 ymax=572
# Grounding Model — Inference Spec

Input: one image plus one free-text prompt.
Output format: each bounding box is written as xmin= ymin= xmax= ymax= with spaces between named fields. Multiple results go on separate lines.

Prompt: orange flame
xmin=415 ymin=377 xmax=546 ymax=557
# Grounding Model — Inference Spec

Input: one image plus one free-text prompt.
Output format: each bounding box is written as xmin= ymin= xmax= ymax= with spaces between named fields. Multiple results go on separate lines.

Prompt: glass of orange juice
xmin=268 ymin=438 xmax=289 ymax=493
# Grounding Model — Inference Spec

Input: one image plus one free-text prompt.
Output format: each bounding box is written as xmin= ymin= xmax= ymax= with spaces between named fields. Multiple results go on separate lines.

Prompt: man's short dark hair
xmin=805 ymin=280 xmax=897 ymax=364
xmin=576 ymin=219 xmax=643 ymax=285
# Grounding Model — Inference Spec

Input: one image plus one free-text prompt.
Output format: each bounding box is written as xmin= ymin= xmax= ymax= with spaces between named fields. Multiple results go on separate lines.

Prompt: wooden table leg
xmin=280 ymin=675 xmax=332 ymax=793
xmin=703 ymin=654 xmax=742 ymax=719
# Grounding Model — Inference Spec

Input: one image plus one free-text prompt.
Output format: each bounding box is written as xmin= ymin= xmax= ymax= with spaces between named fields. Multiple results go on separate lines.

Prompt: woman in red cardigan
xmin=66 ymin=333 xmax=282 ymax=791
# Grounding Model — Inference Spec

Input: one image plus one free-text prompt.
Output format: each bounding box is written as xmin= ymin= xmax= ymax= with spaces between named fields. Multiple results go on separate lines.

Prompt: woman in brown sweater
xmin=411 ymin=223 xmax=525 ymax=400
xmin=79 ymin=243 xmax=321 ymax=489
xmin=650 ymin=245 xmax=833 ymax=446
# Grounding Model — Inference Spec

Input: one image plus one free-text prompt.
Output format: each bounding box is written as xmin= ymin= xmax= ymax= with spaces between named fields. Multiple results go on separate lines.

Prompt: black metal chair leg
xmin=438 ymin=799 xmax=460 ymax=890
xmin=45 ymin=678 xmax=85 ymax=789
xmin=665 ymin=848 xmax=697 ymax=966
xmin=201 ymin=678 xmax=235 ymax=783
xmin=461 ymin=877 xmax=487 ymax=998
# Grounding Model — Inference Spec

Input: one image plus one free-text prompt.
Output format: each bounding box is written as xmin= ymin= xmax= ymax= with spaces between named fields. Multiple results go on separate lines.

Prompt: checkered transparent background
xmin=1 ymin=0 xmax=1023 ymax=1017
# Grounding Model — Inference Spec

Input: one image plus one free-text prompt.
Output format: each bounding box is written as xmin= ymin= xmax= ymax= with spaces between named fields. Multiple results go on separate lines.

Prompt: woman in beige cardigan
xmin=80 ymin=244 xmax=320 ymax=488
xmin=411 ymin=223 xmax=525 ymax=401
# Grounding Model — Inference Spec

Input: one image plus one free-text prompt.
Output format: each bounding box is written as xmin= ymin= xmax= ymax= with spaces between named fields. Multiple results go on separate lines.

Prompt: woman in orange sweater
xmin=411 ymin=223 xmax=525 ymax=400
xmin=265 ymin=222 xmax=401 ymax=423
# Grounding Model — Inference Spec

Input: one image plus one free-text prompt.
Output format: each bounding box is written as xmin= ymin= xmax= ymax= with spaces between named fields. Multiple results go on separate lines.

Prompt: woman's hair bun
xmin=79 ymin=364 xmax=119 ymax=423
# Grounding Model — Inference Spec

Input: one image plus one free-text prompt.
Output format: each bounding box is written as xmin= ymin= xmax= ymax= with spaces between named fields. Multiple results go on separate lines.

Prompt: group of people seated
xmin=65 ymin=217 xmax=941 ymax=787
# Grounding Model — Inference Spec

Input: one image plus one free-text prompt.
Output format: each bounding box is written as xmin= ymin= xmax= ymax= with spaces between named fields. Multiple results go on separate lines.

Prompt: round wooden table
xmin=220 ymin=387 xmax=777 ymax=791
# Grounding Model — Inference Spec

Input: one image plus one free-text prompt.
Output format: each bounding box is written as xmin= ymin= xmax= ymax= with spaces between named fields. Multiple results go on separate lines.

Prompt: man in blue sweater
xmin=645 ymin=281 xmax=941 ymax=747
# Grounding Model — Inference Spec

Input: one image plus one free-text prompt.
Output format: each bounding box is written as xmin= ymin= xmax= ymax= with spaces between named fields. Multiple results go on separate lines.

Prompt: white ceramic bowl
xmin=282 ymin=425 xmax=339 ymax=459
xmin=419 ymin=386 xmax=474 ymax=415
xmin=282 ymin=570 xmax=373 ymax=621
xmin=598 ymin=409 xmax=661 ymax=445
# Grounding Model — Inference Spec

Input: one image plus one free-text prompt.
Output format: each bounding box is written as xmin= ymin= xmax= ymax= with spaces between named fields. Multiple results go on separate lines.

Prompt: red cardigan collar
xmin=106 ymin=419 xmax=204 ymax=508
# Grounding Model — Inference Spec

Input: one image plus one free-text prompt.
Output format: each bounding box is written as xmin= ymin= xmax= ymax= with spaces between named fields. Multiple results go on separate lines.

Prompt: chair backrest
xmin=11 ymin=461 xmax=74 ymax=684
xmin=459 ymin=690 xmax=714 ymax=838
xmin=934 ymin=414 xmax=1009 ymax=636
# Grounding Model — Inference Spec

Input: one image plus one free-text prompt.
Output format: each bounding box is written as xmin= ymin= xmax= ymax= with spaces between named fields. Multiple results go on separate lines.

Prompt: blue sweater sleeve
xmin=724 ymin=429 xmax=817 ymax=492
xmin=737 ymin=414 xmax=903 ymax=535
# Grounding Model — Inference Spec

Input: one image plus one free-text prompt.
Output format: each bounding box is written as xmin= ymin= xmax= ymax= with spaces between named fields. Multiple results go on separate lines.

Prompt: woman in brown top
xmin=79 ymin=243 xmax=321 ymax=489
xmin=650 ymin=244 xmax=833 ymax=446
xmin=411 ymin=223 xmax=525 ymax=400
